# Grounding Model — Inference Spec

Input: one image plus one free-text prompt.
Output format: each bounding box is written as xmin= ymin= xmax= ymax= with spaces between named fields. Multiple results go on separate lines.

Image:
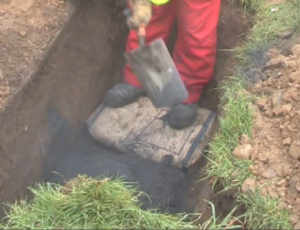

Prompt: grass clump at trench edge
xmin=0 ymin=176 xmax=241 ymax=230
xmin=206 ymin=74 xmax=254 ymax=190
xmin=207 ymin=0 xmax=300 ymax=229
xmin=237 ymin=191 xmax=292 ymax=229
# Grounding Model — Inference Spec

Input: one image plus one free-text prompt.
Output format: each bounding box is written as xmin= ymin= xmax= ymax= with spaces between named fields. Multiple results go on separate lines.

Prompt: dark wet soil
xmin=46 ymin=128 xmax=190 ymax=213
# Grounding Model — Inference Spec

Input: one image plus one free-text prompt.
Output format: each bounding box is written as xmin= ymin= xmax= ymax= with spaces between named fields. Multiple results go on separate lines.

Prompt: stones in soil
xmin=233 ymin=144 xmax=252 ymax=160
xmin=289 ymin=141 xmax=300 ymax=159
xmin=242 ymin=178 xmax=256 ymax=194
xmin=244 ymin=44 xmax=300 ymax=229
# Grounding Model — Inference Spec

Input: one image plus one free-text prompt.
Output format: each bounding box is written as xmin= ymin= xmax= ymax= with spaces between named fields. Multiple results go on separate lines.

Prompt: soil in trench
xmin=0 ymin=0 xmax=252 ymax=220
xmin=45 ymin=1 xmax=251 ymax=217
xmin=46 ymin=129 xmax=199 ymax=214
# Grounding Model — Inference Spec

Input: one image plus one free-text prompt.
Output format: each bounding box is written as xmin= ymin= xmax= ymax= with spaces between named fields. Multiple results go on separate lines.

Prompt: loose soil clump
xmin=237 ymin=44 xmax=300 ymax=229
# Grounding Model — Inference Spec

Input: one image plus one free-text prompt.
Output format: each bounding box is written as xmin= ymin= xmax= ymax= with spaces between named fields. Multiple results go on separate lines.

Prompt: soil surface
xmin=237 ymin=41 xmax=300 ymax=229
xmin=0 ymin=0 xmax=68 ymax=110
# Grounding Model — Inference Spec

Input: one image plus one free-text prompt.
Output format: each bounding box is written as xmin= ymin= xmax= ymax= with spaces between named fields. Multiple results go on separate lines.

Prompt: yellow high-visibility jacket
xmin=150 ymin=0 xmax=170 ymax=5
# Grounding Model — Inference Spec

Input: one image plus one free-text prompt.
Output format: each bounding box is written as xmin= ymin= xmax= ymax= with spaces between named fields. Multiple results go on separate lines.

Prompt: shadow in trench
xmin=45 ymin=124 xmax=193 ymax=214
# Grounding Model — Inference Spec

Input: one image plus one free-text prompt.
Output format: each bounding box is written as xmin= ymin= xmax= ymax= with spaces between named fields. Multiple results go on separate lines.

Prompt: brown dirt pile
xmin=235 ymin=44 xmax=300 ymax=229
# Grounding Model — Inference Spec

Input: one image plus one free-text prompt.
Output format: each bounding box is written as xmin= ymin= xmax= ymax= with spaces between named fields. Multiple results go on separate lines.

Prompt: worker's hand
xmin=127 ymin=0 xmax=152 ymax=30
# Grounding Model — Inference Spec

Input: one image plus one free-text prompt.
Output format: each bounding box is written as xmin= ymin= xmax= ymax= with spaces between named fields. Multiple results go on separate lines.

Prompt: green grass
xmin=206 ymin=74 xmax=254 ymax=191
xmin=0 ymin=176 xmax=241 ymax=230
xmin=237 ymin=191 xmax=292 ymax=229
xmin=236 ymin=0 xmax=300 ymax=66
xmin=206 ymin=0 xmax=300 ymax=229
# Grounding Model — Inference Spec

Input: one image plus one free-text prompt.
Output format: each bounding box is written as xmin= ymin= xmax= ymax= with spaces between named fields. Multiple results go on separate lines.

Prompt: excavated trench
xmin=0 ymin=0 xmax=252 ymax=219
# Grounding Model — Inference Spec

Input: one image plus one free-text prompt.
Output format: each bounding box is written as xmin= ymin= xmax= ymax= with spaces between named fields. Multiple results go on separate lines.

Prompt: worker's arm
xmin=127 ymin=0 xmax=152 ymax=30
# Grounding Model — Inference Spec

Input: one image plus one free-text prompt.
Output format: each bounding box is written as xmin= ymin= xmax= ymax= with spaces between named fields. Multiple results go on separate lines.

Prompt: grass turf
xmin=206 ymin=0 xmax=300 ymax=229
xmin=0 ymin=176 xmax=241 ymax=230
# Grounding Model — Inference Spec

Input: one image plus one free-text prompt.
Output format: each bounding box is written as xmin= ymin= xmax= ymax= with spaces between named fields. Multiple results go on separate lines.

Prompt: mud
xmin=0 ymin=0 xmax=251 ymax=219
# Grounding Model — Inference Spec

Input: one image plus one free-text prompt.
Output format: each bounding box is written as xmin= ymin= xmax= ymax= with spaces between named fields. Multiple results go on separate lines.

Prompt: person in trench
xmin=105 ymin=0 xmax=220 ymax=129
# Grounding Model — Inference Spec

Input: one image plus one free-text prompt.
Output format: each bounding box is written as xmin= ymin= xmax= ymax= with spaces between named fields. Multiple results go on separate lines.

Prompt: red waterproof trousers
xmin=124 ymin=0 xmax=221 ymax=103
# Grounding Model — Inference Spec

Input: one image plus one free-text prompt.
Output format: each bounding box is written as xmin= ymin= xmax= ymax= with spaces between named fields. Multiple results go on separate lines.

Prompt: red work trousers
xmin=124 ymin=0 xmax=221 ymax=103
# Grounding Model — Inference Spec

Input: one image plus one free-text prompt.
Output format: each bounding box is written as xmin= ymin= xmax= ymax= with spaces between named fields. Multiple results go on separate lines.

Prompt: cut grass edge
xmin=206 ymin=0 xmax=300 ymax=229
xmin=0 ymin=176 xmax=242 ymax=230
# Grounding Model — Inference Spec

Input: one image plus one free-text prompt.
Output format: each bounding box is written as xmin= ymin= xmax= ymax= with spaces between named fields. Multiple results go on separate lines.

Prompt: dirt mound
xmin=237 ymin=44 xmax=300 ymax=229
xmin=0 ymin=0 xmax=68 ymax=110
